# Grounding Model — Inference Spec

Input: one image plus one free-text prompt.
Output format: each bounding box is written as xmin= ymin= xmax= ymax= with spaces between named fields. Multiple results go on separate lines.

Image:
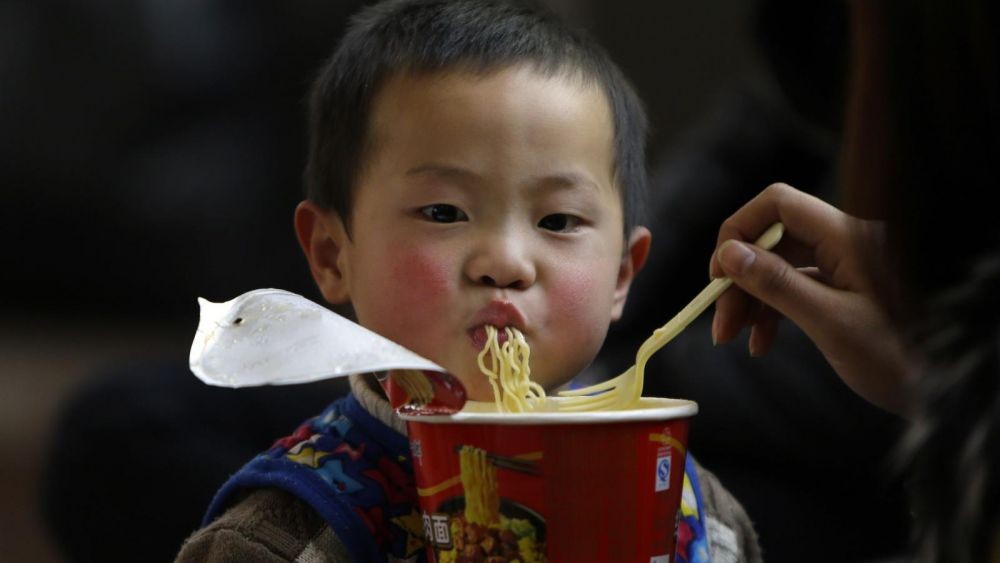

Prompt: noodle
xmin=476 ymin=325 xmax=546 ymax=412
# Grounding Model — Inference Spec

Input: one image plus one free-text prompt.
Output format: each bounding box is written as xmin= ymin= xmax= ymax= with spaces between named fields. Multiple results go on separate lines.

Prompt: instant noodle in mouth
xmin=477 ymin=325 xmax=545 ymax=413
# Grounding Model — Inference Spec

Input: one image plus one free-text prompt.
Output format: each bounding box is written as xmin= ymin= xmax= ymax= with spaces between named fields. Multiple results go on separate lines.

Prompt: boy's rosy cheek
xmin=547 ymin=265 xmax=605 ymax=326
xmin=386 ymin=247 xmax=452 ymax=310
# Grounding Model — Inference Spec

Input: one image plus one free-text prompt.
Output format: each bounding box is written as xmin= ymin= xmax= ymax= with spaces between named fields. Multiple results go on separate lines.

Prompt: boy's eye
xmin=419 ymin=204 xmax=468 ymax=223
xmin=538 ymin=213 xmax=581 ymax=232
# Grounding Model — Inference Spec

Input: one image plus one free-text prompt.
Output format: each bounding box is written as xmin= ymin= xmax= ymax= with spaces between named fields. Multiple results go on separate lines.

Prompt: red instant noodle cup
xmin=399 ymin=397 xmax=697 ymax=562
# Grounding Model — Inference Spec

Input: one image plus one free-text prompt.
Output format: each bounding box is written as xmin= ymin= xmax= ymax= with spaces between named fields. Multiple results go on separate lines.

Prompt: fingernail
xmin=718 ymin=240 xmax=756 ymax=275
xmin=748 ymin=329 xmax=762 ymax=357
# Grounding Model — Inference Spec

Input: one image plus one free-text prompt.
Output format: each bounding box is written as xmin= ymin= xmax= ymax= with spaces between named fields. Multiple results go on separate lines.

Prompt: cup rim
xmin=398 ymin=396 xmax=698 ymax=425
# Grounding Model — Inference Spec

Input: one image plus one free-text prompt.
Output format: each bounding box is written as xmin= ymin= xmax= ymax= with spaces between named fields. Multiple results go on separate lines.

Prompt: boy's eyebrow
xmin=405 ymin=164 xmax=480 ymax=181
xmin=523 ymin=171 xmax=602 ymax=194
xmin=406 ymin=164 xmax=602 ymax=194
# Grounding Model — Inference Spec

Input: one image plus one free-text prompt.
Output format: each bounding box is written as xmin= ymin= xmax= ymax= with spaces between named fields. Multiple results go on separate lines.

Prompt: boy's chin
xmin=453 ymin=373 xmax=497 ymax=403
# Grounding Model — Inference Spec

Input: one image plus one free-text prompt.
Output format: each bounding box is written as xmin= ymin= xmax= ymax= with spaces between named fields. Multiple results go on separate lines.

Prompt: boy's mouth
xmin=467 ymin=300 xmax=526 ymax=350
xmin=469 ymin=325 xmax=511 ymax=349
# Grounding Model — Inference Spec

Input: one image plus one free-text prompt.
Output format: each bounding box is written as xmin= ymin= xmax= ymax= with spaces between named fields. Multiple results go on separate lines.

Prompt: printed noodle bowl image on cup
xmin=400 ymin=397 xmax=698 ymax=562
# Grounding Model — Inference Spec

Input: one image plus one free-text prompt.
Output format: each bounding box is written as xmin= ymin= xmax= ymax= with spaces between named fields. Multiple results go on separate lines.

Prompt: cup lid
xmin=397 ymin=396 xmax=698 ymax=425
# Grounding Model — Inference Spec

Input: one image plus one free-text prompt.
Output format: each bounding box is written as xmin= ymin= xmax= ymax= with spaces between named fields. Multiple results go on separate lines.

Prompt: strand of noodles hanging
xmin=505 ymin=327 xmax=545 ymax=410
xmin=477 ymin=328 xmax=504 ymax=408
xmin=476 ymin=325 xmax=546 ymax=413
xmin=477 ymin=326 xmax=504 ymax=408
xmin=496 ymin=328 xmax=521 ymax=412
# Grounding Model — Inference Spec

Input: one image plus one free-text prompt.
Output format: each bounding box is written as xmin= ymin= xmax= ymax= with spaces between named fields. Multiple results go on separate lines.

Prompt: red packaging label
xmin=406 ymin=417 xmax=690 ymax=562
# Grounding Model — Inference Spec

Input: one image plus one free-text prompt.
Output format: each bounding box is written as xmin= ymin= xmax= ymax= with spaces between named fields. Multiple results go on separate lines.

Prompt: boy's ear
xmin=610 ymin=226 xmax=652 ymax=321
xmin=294 ymin=200 xmax=353 ymax=304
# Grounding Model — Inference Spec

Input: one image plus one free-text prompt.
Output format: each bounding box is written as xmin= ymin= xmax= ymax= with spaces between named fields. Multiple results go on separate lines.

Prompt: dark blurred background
xmin=1 ymin=0 xmax=764 ymax=318
xmin=3 ymin=1 xmax=892 ymax=562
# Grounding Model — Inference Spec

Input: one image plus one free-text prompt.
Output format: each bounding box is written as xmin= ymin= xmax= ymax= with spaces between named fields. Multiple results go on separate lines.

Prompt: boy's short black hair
xmin=305 ymin=0 xmax=648 ymax=235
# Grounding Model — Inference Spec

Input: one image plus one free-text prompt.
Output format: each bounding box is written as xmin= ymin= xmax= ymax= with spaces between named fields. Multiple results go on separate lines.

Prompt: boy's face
xmin=299 ymin=65 xmax=650 ymax=401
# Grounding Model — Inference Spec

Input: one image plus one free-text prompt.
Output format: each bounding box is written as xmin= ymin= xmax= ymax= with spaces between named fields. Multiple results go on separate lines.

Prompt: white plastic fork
xmin=558 ymin=222 xmax=786 ymax=411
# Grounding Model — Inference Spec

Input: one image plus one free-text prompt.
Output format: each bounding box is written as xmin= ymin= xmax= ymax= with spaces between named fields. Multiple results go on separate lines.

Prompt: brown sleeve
xmin=174 ymin=488 xmax=352 ymax=563
xmin=691 ymin=458 xmax=764 ymax=563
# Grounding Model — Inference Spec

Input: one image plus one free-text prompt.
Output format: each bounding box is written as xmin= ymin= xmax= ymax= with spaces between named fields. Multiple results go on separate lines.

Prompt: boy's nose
xmin=465 ymin=235 xmax=536 ymax=290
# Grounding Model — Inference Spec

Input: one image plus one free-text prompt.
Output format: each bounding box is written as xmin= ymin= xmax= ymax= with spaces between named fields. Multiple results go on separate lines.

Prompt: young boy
xmin=176 ymin=1 xmax=760 ymax=561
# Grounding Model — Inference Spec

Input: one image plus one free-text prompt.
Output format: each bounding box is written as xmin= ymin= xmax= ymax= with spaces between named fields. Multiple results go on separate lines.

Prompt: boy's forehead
xmin=366 ymin=65 xmax=615 ymax=161
xmin=352 ymin=65 xmax=625 ymax=219
xmin=372 ymin=64 xmax=609 ymax=124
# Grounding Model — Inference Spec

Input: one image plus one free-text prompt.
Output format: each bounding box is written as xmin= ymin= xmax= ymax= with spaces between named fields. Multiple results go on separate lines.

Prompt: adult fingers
xmin=745 ymin=270 xmax=820 ymax=356
xmin=712 ymin=283 xmax=757 ymax=344
xmin=710 ymin=183 xmax=849 ymax=280
xmin=713 ymin=239 xmax=845 ymax=342
xmin=712 ymin=267 xmax=825 ymax=348
xmin=748 ymin=304 xmax=782 ymax=357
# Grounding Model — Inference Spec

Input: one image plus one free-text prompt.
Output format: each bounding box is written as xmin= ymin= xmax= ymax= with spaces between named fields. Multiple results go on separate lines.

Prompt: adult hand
xmin=709 ymin=183 xmax=911 ymax=414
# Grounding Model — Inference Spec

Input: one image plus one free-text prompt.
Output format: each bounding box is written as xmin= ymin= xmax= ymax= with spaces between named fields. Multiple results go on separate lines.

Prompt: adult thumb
xmin=717 ymin=240 xmax=759 ymax=278
xmin=716 ymin=239 xmax=830 ymax=328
